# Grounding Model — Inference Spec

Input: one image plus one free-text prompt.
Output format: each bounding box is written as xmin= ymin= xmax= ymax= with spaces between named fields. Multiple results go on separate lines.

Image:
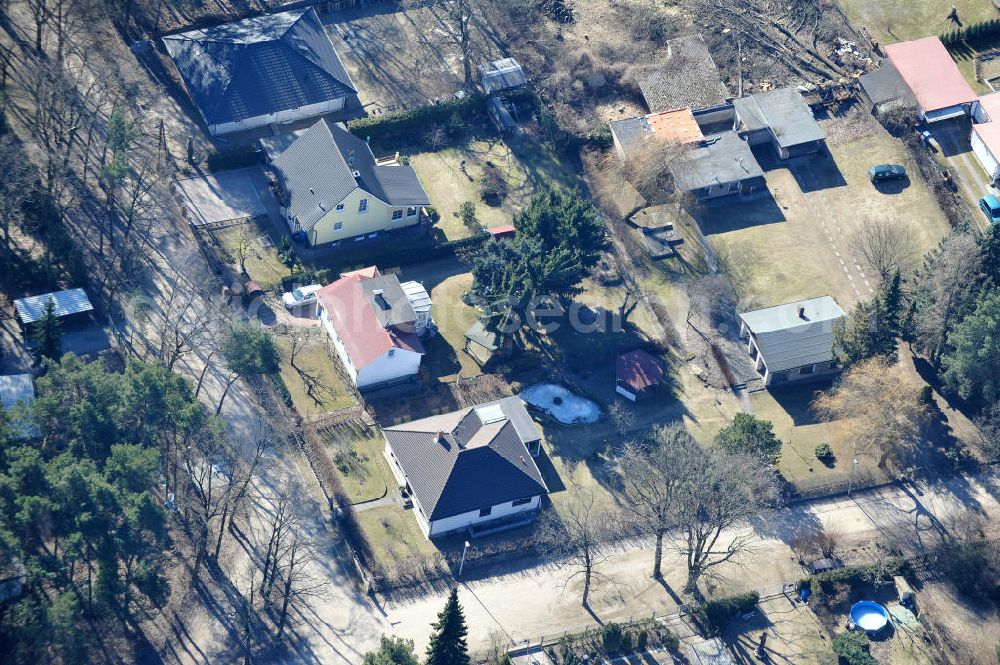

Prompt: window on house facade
xmin=407 ymin=206 xmax=418 ymax=217
xmin=799 ymin=364 xmax=815 ymax=375
xmin=334 ymin=222 xmax=343 ymax=231
xmin=359 ymin=198 xmax=368 ymax=213
xmin=728 ymin=181 xmax=740 ymax=192
xmin=479 ymin=507 xmax=492 ymax=518
xmin=336 ymin=203 xmax=345 ymax=211
xmin=392 ymin=210 xmax=403 ymax=220
xmin=512 ymin=497 xmax=532 ymax=507
xmin=387 ymin=349 xmax=395 ymax=358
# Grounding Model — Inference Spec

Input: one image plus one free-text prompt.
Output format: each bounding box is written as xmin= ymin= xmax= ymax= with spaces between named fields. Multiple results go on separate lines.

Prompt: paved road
xmin=214 ymin=468 xmax=997 ymax=662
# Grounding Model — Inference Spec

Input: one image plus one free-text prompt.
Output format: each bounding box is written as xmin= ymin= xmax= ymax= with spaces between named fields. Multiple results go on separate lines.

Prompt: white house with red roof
xmin=315 ymin=267 xmax=430 ymax=390
xmin=970 ymin=92 xmax=1000 ymax=184
xmin=884 ymin=37 xmax=976 ymax=123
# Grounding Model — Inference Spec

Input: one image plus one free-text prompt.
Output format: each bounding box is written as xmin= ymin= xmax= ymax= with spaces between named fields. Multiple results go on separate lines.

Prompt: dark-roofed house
xmin=738 ymin=296 xmax=846 ymax=387
xmin=733 ymin=87 xmax=826 ymax=159
xmin=163 ymin=8 xmax=356 ymax=136
xmin=670 ymin=131 xmax=765 ymax=201
xmin=857 ymin=61 xmax=917 ymax=116
xmin=383 ymin=397 xmax=547 ymax=538
xmin=266 ymin=118 xmax=430 ymax=246
xmin=615 ymin=350 xmax=666 ymax=401
xmin=315 ymin=266 xmax=431 ymax=390
xmin=639 ymin=34 xmax=730 ymax=113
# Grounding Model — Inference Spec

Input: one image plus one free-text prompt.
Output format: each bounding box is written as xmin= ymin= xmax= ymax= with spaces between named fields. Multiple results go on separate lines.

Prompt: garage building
xmin=733 ymin=87 xmax=826 ymax=159
xmin=883 ymin=36 xmax=976 ymax=123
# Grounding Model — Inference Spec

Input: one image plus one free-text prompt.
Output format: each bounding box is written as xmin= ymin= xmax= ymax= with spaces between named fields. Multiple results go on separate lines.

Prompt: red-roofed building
xmin=884 ymin=37 xmax=976 ymax=123
xmin=315 ymin=266 xmax=430 ymax=390
xmin=971 ymin=122 xmax=1000 ymax=185
xmin=615 ymin=350 xmax=666 ymax=401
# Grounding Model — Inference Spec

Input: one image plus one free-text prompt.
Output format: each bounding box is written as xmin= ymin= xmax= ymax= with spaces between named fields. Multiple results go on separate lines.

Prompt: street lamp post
xmin=459 ymin=540 xmax=471 ymax=577
xmin=848 ymin=458 xmax=859 ymax=496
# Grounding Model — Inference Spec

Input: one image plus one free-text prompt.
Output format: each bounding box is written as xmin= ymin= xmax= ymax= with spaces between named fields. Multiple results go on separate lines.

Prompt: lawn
xmin=750 ymin=386 xmax=873 ymax=491
xmin=214 ymin=221 xmax=289 ymax=287
xmin=410 ymin=137 xmax=579 ymax=241
xmin=397 ymin=258 xmax=483 ymax=382
xmin=325 ymin=434 xmax=395 ymax=504
xmin=701 ymin=117 xmax=952 ymax=313
xmin=355 ymin=505 xmax=441 ymax=571
xmin=836 ymin=0 xmax=994 ymax=46
xmin=275 ymin=332 xmax=355 ymax=417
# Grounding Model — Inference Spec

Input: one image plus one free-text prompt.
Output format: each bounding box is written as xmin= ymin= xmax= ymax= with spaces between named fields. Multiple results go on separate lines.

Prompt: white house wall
xmin=209 ymin=97 xmax=347 ymax=136
xmin=355 ymin=348 xmax=422 ymax=390
xmin=427 ymin=495 xmax=541 ymax=538
xmin=971 ymin=128 xmax=1000 ymax=183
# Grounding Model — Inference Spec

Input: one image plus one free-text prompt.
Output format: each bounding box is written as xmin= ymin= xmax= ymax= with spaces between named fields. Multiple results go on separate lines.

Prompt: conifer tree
xmin=31 ymin=298 xmax=62 ymax=363
xmin=426 ymin=588 xmax=471 ymax=665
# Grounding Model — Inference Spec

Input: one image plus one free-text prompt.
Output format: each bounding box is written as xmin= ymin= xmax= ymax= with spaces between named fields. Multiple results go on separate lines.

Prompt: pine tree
xmin=425 ymin=588 xmax=471 ymax=665
xmin=31 ymin=298 xmax=62 ymax=363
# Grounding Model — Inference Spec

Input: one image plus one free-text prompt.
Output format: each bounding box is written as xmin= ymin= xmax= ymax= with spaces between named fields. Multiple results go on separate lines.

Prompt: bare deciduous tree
xmin=618 ymin=139 xmax=686 ymax=204
xmin=669 ymin=442 xmax=780 ymax=593
xmin=406 ymin=0 xmax=477 ymax=86
xmin=537 ymin=489 xmax=615 ymax=607
xmin=812 ymin=357 xmax=927 ymax=470
xmin=618 ymin=424 xmax=694 ymax=579
xmin=848 ymin=216 xmax=917 ymax=284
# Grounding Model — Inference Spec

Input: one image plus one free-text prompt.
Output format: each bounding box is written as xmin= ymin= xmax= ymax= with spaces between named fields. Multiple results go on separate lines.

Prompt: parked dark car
xmin=869 ymin=164 xmax=906 ymax=184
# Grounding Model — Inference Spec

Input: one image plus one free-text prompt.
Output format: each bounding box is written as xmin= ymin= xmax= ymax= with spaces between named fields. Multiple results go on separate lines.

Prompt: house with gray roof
xmin=383 ymin=397 xmax=547 ymax=538
xmin=669 ymin=131 xmax=765 ymax=201
xmin=733 ymin=87 xmax=826 ymax=159
xmin=639 ymin=34 xmax=731 ymax=113
xmin=266 ymin=118 xmax=430 ymax=246
xmin=858 ymin=61 xmax=917 ymax=117
xmin=738 ymin=295 xmax=846 ymax=387
xmin=163 ymin=8 xmax=356 ymax=136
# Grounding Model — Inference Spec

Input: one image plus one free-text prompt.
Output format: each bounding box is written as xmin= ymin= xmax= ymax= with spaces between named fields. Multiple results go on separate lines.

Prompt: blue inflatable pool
xmin=850 ymin=601 xmax=889 ymax=633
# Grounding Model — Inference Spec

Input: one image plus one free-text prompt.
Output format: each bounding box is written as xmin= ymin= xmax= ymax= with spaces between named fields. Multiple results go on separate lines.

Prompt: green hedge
xmin=798 ymin=558 xmax=909 ymax=597
xmin=206 ymin=144 xmax=260 ymax=172
xmin=270 ymin=373 xmax=293 ymax=408
xmin=691 ymin=591 xmax=760 ymax=636
xmin=832 ymin=632 xmax=877 ymax=665
xmin=280 ymin=233 xmax=491 ymax=292
xmin=347 ymin=93 xmax=487 ymax=145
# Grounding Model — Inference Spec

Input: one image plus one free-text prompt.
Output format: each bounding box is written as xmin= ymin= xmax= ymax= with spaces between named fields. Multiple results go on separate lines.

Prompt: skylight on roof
xmin=474 ymin=404 xmax=506 ymax=425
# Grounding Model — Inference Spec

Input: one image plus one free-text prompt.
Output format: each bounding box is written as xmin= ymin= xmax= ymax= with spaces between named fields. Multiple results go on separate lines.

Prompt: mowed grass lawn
xmin=275 ymin=334 xmax=354 ymax=417
xmin=214 ymin=222 xmax=289 ymax=287
xmin=355 ymin=505 xmax=440 ymax=570
xmin=701 ymin=122 xmax=952 ymax=312
xmin=327 ymin=435 xmax=395 ymax=504
xmin=836 ymin=0 xmax=994 ymax=93
xmin=410 ymin=138 xmax=579 ymax=241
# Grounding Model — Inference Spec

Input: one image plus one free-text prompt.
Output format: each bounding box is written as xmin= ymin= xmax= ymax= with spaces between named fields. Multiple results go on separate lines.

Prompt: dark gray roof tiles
xmin=384 ymin=397 xmax=546 ymax=520
xmin=163 ymin=8 xmax=356 ymax=127
xmin=362 ymin=274 xmax=416 ymax=328
xmin=270 ymin=119 xmax=430 ymax=230
xmin=859 ymin=61 xmax=917 ymax=107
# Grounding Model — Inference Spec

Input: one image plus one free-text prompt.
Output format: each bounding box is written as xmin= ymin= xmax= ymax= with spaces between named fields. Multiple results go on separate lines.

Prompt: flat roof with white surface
xmin=14 ymin=288 xmax=93 ymax=325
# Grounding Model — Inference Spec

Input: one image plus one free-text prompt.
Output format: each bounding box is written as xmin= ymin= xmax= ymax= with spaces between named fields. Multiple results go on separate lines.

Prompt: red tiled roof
xmin=616 ymin=349 xmax=666 ymax=392
xmin=973 ymin=122 xmax=1000 ymax=158
xmin=316 ymin=268 xmax=424 ymax=370
xmin=488 ymin=224 xmax=516 ymax=237
xmin=885 ymin=37 xmax=976 ymax=113
xmin=645 ymin=107 xmax=704 ymax=144
xmin=979 ymin=92 xmax=1000 ymax=122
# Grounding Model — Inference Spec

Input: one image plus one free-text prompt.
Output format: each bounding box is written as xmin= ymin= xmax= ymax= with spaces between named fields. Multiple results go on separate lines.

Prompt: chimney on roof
xmin=797 ymin=304 xmax=806 ymax=319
